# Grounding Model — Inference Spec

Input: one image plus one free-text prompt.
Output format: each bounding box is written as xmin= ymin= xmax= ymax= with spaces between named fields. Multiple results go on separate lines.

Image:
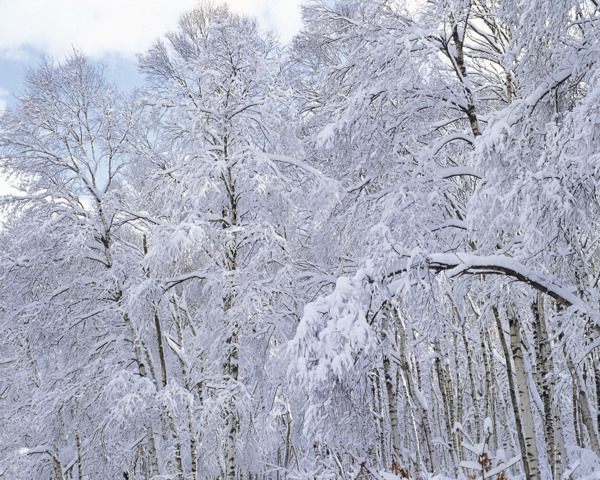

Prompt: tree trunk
xmin=76 ymin=432 xmax=83 ymax=480
xmin=396 ymin=308 xmax=435 ymax=474
xmin=51 ymin=452 xmax=65 ymax=480
xmin=462 ymin=325 xmax=481 ymax=440
xmin=507 ymin=307 xmax=540 ymax=480
xmin=493 ymin=306 xmax=529 ymax=480
xmin=123 ymin=314 xmax=160 ymax=478
xmin=225 ymin=327 xmax=239 ymax=480
xmin=383 ymin=310 xmax=401 ymax=466
xmin=434 ymin=342 xmax=455 ymax=464
xmin=172 ymin=296 xmax=199 ymax=480
xmin=567 ymin=355 xmax=600 ymax=456
xmin=531 ymin=294 xmax=558 ymax=478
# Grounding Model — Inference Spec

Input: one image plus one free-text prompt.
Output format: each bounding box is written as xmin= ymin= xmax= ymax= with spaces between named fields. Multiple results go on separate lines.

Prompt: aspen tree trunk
xmin=451 ymin=343 xmax=463 ymax=453
xmin=384 ymin=353 xmax=402 ymax=464
xmin=172 ymin=299 xmax=199 ymax=480
xmin=493 ymin=306 xmax=529 ymax=479
xmin=143 ymin=235 xmax=184 ymax=477
xmin=434 ymin=346 xmax=453 ymax=456
xmin=225 ymin=329 xmax=239 ymax=480
xmin=430 ymin=365 xmax=447 ymax=467
xmin=508 ymin=308 xmax=540 ymax=480
xmin=154 ymin=308 xmax=184 ymax=478
xmin=462 ymin=325 xmax=481 ymax=439
xmin=383 ymin=308 xmax=401 ymax=466
xmin=124 ymin=314 xmax=161 ymax=478
xmin=508 ymin=309 xmax=540 ymax=480
xmin=224 ymin=299 xmax=239 ymax=480
xmin=398 ymin=363 xmax=425 ymax=475
xmin=284 ymin=408 xmax=293 ymax=470
xmin=397 ymin=309 xmax=435 ymax=473
xmin=573 ymin=383 xmax=582 ymax=447
xmin=434 ymin=340 xmax=459 ymax=470
xmin=223 ymin=137 xmax=240 ymax=480
xmin=480 ymin=329 xmax=497 ymax=451
xmin=450 ymin=24 xmax=481 ymax=137
xmin=531 ymin=294 xmax=558 ymax=478
xmin=76 ymin=432 xmax=83 ymax=480
xmin=567 ymin=356 xmax=600 ymax=456
xmin=372 ymin=366 xmax=387 ymax=468
xmin=595 ymin=357 xmax=600 ymax=439
xmin=51 ymin=452 xmax=65 ymax=480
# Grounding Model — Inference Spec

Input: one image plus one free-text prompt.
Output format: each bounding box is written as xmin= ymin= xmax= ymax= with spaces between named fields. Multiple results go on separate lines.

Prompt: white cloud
xmin=0 ymin=0 xmax=302 ymax=61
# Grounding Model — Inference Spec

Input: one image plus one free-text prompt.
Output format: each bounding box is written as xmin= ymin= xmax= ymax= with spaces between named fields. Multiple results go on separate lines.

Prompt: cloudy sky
xmin=0 ymin=0 xmax=304 ymax=111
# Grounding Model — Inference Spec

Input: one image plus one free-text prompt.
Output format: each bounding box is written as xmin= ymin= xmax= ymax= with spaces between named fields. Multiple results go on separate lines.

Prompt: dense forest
xmin=1 ymin=1 xmax=600 ymax=479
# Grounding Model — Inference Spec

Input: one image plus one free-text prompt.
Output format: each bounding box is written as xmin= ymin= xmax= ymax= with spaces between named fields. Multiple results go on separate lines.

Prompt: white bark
xmin=508 ymin=309 xmax=540 ymax=480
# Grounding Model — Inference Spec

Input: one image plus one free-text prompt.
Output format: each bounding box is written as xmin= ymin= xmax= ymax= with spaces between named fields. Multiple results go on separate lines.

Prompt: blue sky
xmin=0 ymin=0 xmax=303 ymax=111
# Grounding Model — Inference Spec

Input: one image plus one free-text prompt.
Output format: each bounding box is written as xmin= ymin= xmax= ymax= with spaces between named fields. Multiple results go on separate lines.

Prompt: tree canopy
xmin=2 ymin=2 xmax=600 ymax=480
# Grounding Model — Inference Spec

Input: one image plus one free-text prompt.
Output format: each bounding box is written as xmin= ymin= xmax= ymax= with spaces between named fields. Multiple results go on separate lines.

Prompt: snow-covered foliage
xmin=2 ymin=1 xmax=600 ymax=480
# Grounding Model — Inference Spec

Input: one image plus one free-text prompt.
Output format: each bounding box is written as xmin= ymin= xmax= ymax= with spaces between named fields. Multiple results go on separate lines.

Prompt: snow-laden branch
xmin=423 ymin=132 xmax=476 ymax=159
xmin=163 ymin=270 xmax=210 ymax=292
xmin=438 ymin=166 xmax=481 ymax=180
xmin=427 ymin=252 xmax=593 ymax=317
xmin=264 ymin=153 xmax=338 ymax=185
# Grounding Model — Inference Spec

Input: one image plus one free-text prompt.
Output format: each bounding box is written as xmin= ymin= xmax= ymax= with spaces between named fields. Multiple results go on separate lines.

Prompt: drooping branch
xmin=427 ymin=252 xmax=592 ymax=316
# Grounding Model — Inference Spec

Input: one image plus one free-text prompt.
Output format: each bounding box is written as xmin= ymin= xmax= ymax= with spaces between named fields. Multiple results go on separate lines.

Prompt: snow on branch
xmin=438 ymin=166 xmax=481 ymax=180
xmin=264 ymin=153 xmax=339 ymax=186
xmin=427 ymin=252 xmax=592 ymax=315
xmin=163 ymin=270 xmax=210 ymax=292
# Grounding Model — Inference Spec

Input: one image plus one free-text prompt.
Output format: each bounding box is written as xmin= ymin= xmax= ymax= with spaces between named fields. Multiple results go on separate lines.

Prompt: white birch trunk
xmin=532 ymin=294 xmax=559 ymax=478
xmin=508 ymin=309 xmax=540 ymax=480
xmin=493 ymin=306 xmax=529 ymax=479
xmin=567 ymin=356 xmax=600 ymax=456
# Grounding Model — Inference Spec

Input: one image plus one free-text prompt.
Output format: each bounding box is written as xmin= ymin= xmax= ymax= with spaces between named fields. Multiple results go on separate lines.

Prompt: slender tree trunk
xmin=225 ymin=326 xmax=239 ymax=480
xmin=76 ymin=432 xmax=83 ymax=480
xmin=481 ymin=329 xmax=498 ymax=452
xmin=396 ymin=309 xmax=435 ymax=474
xmin=450 ymin=25 xmax=481 ymax=137
xmin=172 ymin=297 xmax=199 ymax=480
xmin=567 ymin=356 xmax=600 ymax=456
xmin=462 ymin=325 xmax=481 ymax=439
xmin=372 ymin=365 xmax=387 ymax=468
xmin=508 ymin=308 xmax=540 ymax=480
xmin=51 ymin=452 xmax=65 ymax=480
xmin=434 ymin=343 xmax=455 ymax=463
xmin=493 ymin=306 xmax=529 ymax=479
xmin=143 ymin=236 xmax=183 ymax=478
xmin=383 ymin=308 xmax=401 ymax=467
xmin=124 ymin=313 xmax=161 ymax=478
xmin=384 ymin=353 xmax=402 ymax=465
xmin=531 ymin=294 xmax=557 ymax=478
xmin=595 ymin=356 xmax=600 ymax=440
xmin=284 ymin=408 xmax=293 ymax=470
xmin=451 ymin=343 xmax=463 ymax=455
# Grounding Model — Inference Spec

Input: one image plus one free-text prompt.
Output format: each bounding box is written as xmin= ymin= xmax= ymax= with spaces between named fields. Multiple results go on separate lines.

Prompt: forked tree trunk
xmin=144 ymin=236 xmax=183 ymax=478
xmin=123 ymin=314 xmax=160 ymax=478
xmin=174 ymin=301 xmax=199 ymax=480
